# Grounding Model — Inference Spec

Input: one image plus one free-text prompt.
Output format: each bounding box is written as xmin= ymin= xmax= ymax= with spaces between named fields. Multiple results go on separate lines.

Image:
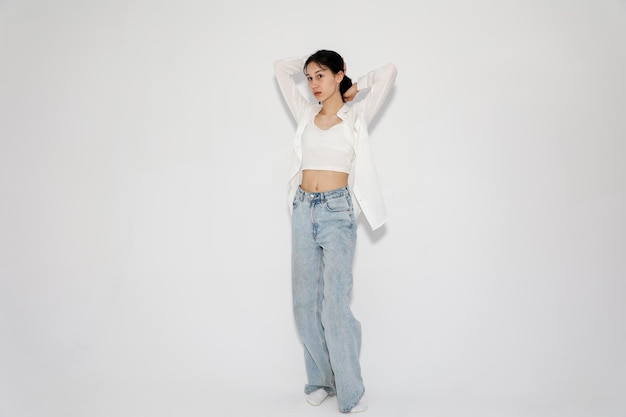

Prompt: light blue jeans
xmin=291 ymin=186 xmax=365 ymax=413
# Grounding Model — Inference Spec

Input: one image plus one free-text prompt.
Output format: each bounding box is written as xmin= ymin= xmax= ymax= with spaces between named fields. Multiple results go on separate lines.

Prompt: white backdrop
xmin=1 ymin=1 xmax=625 ymax=416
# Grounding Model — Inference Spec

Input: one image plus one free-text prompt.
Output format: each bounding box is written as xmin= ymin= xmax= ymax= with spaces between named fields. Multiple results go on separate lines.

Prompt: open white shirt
xmin=274 ymin=56 xmax=397 ymax=231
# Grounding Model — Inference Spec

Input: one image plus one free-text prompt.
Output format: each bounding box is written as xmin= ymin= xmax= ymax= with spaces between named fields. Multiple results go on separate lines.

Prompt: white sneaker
xmin=306 ymin=388 xmax=329 ymax=406
xmin=349 ymin=394 xmax=368 ymax=413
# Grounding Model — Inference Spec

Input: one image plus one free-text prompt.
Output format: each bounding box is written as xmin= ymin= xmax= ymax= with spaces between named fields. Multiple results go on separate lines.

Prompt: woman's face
xmin=305 ymin=61 xmax=342 ymax=103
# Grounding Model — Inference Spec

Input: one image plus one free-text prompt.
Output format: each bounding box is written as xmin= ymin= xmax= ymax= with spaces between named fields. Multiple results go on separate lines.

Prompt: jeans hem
xmin=339 ymin=388 xmax=365 ymax=413
xmin=304 ymin=385 xmax=336 ymax=397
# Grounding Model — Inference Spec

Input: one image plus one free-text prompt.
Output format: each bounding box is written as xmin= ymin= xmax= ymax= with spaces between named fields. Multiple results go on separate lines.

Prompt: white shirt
xmin=274 ymin=56 xmax=397 ymax=231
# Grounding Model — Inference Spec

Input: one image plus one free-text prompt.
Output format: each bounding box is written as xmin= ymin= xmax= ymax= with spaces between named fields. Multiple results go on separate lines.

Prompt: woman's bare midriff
xmin=301 ymin=170 xmax=349 ymax=192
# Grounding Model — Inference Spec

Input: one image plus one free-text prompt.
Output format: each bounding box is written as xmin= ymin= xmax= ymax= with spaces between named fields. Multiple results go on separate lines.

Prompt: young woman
xmin=274 ymin=50 xmax=397 ymax=413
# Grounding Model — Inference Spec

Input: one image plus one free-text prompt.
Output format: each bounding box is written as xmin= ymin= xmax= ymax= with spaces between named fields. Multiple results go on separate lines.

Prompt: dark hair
xmin=304 ymin=50 xmax=353 ymax=102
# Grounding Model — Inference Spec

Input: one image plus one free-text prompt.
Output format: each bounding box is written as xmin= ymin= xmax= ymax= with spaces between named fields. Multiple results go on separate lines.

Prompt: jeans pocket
xmin=325 ymin=195 xmax=351 ymax=212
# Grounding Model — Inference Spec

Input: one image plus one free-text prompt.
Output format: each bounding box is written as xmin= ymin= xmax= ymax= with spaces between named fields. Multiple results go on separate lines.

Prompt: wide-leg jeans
xmin=291 ymin=186 xmax=365 ymax=413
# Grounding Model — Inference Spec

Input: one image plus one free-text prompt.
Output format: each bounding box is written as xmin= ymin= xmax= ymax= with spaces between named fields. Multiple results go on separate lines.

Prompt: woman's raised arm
xmin=353 ymin=63 xmax=397 ymax=126
xmin=274 ymin=56 xmax=312 ymax=122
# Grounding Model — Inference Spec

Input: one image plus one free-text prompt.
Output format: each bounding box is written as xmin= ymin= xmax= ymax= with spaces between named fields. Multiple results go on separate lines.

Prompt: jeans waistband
xmin=297 ymin=186 xmax=349 ymax=202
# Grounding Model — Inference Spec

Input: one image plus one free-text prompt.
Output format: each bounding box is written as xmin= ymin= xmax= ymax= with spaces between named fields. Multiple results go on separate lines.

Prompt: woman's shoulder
xmin=339 ymin=103 xmax=362 ymax=122
xmin=296 ymin=103 xmax=322 ymax=122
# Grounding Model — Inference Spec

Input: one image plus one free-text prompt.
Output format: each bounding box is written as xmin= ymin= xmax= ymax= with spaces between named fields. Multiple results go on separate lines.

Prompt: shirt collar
xmin=337 ymin=104 xmax=349 ymax=120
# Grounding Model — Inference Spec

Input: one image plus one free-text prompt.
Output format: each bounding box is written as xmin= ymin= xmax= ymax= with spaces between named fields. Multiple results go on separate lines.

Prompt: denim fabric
xmin=291 ymin=186 xmax=365 ymax=413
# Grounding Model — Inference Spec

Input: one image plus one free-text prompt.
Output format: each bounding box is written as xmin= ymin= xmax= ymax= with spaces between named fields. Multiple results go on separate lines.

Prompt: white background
xmin=1 ymin=1 xmax=625 ymax=416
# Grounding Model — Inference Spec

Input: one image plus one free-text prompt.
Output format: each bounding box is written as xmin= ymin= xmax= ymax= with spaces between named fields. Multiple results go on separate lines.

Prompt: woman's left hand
xmin=343 ymin=83 xmax=358 ymax=102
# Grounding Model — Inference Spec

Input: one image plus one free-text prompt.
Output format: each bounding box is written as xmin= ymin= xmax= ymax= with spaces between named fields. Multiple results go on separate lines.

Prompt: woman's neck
xmin=319 ymin=92 xmax=344 ymax=116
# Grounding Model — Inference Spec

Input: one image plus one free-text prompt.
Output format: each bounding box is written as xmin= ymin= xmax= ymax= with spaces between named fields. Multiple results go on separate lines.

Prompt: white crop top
xmin=301 ymin=120 xmax=354 ymax=173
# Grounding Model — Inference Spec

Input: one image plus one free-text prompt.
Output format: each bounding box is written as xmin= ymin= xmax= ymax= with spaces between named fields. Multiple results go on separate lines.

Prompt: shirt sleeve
xmin=273 ymin=56 xmax=311 ymax=122
xmin=354 ymin=63 xmax=398 ymax=126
